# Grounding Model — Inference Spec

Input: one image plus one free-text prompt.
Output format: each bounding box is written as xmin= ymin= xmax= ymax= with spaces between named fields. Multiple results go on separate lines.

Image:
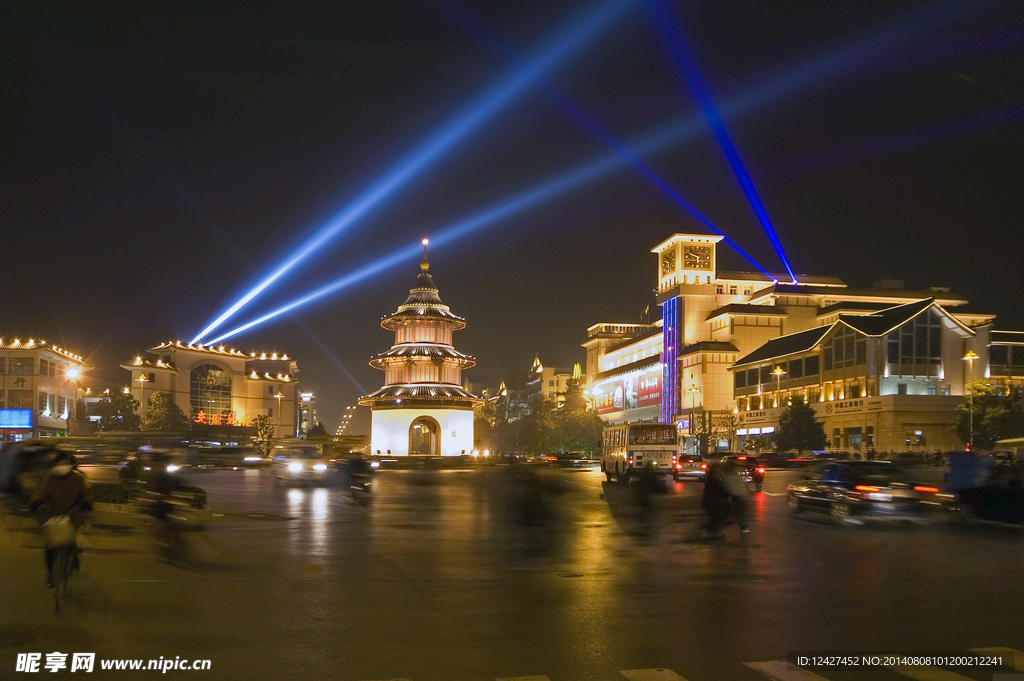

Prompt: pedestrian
xmin=701 ymin=461 xmax=732 ymax=537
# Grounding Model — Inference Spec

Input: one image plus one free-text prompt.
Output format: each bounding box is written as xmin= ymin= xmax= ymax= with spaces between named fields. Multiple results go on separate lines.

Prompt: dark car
xmin=673 ymin=454 xmax=707 ymax=481
xmin=787 ymin=461 xmax=932 ymax=524
xmin=720 ymin=454 xmax=765 ymax=492
xmin=948 ymin=463 xmax=1024 ymax=525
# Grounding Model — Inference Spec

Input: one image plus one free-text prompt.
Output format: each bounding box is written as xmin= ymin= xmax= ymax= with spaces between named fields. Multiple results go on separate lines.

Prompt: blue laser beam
xmin=189 ymin=0 xmax=635 ymax=345
xmin=206 ymin=0 xmax=1001 ymax=342
xmin=644 ymin=0 xmax=796 ymax=282
xmin=432 ymin=0 xmax=775 ymax=278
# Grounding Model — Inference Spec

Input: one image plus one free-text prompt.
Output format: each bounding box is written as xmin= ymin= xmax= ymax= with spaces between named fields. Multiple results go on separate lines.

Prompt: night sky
xmin=3 ymin=0 xmax=1022 ymax=433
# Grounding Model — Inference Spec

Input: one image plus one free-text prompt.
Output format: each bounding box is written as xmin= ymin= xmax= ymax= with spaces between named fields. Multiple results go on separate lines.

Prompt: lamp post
xmin=136 ymin=374 xmax=149 ymax=417
xmin=962 ymin=350 xmax=980 ymax=450
xmin=66 ymin=368 xmax=81 ymax=435
xmin=274 ymin=391 xmax=285 ymax=440
xmin=687 ymin=385 xmax=701 ymax=455
xmin=772 ymin=366 xmax=787 ymax=408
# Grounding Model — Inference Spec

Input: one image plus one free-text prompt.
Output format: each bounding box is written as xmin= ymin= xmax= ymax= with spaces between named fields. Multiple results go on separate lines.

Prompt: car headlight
xmin=288 ymin=462 xmax=303 ymax=473
xmin=244 ymin=456 xmax=262 ymax=462
xmin=313 ymin=464 xmax=327 ymax=471
xmin=370 ymin=461 xmax=380 ymax=468
xmin=166 ymin=465 xmax=180 ymax=473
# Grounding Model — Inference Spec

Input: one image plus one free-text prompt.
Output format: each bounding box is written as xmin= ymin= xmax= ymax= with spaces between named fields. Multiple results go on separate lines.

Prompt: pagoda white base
xmin=369 ymin=407 xmax=474 ymax=457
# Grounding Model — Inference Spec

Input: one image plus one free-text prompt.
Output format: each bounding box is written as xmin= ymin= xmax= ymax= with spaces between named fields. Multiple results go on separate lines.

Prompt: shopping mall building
xmin=584 ymin=233 xmax=1024 ymax=454
xmin=122 ymin=342 xmax=300 ymax=440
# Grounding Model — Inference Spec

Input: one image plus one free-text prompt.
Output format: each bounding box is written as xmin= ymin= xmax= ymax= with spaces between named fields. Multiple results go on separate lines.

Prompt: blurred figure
xmin=701 ymin=460 xmax=731 ymax=538
xmin=346 ymin=454 xmax=373 ymax=497
xmin=634 ymin=461 xmax=667 ymax=535
xmin=702 ymin=459 xmax=749 ymax=537
xmin=29 ymin=451 xmax=92 ymax=587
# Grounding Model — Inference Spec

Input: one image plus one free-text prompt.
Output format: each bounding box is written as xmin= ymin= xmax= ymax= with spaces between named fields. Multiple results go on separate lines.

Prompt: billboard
xmin=595 ymin=364 xmax=662 ymax=414
xmin=0 ymin=409 xmax=33 ymax=429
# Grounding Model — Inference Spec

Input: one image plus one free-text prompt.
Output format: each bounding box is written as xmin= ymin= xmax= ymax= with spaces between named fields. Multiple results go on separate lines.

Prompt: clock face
xmin=661 ymin=249 xmax=676 ymax=275
xmin=684 ymin=245 xmax=711 ymax=270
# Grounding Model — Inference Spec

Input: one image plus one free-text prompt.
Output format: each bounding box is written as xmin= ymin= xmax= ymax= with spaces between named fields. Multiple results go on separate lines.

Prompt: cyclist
xmin=29 ymin=451 xmax=92 ymax=587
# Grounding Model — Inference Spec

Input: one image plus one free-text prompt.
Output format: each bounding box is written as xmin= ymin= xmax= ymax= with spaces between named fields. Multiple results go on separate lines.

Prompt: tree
xmin=141 ymin=391 xmax=190 ymax=432
xmin=955 ymin=381 xmax=1024 ymax=449
xmin=714 ymin=410 xmax=740 ymax=452
xmin=558 ymin=408 xmax=604 ymax=457
xmin=96 ymin=391 xmax=140 ymax=431
xmin=774 ymin=397 xmax=827 ymax=454
xmin=252 ymin=414 xmax=276 ymax=451
xmin=690 ymin=411 xmax=713 ymax=457
xmin=308 ymin=422 xmax=328 ymax=438
xmin=561 ymin=376 xmax=588 ymax=412
xmin=517 ymin=401 xmax=560 ymax=457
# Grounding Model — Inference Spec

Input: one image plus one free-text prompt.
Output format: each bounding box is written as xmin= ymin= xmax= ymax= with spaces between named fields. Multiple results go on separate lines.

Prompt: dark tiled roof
xmin=732 ymin=327 xmax=832 ymax=367
xmin=771 ymin=284 xmax=967 ymax=304
xmin=817 ymin=301 xmax=892 ymax=316
xmin=837 ymin=298 xmax=935 ymax=336
xmin=595 ymin=356 xmax=660 ymax=381
xmin=680 ymin=341 xmax=739 ymax=356
xmin=717 ymin=271 xmax=846 ymax=286
xmin=992 ymin=330 xmax=1024 ymax=345
xmin=706 ymin=304 xmax=789 ymax=321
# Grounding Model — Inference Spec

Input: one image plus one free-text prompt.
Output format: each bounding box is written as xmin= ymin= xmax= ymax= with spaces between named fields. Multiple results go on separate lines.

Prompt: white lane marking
xmin=744 ymin=660 xmax=832 ymax=680
xmin=885 ymin=666 xmax=973 ymax=680
xmin=496 ymin=677 xmax=551 ymax=681
xmin=620 ymin=670 xmax=687 ymax=681
xmin=970 ymin=647 xmax=1024 ymax=671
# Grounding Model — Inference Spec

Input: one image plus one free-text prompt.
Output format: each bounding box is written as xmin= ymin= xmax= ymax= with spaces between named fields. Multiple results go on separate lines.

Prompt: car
xmin=787 ymin=461 xmax=932 ymax=525
xmin=720 ymin=454 xmax=765 ymax=492
xmin=673 ymin=454 xmax=707 ymax=481
xmin=947 ymin=463 xmax=1024 ymax=525
xmin=270 ymin=446 xmax=333 ymax=486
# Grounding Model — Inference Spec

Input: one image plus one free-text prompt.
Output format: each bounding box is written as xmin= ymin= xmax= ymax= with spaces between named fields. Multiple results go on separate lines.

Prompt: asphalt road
xmin=2 ymin=465 xmax=1022 ymax=681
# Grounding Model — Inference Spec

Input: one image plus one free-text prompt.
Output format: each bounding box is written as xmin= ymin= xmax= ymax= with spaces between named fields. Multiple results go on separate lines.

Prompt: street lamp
xmin=772 ymin=366 xmax=787 ymax=408
xmin=687 ymin=385 xmax=701 ymax=455
xmin=274 ymin=391 xmax=285 ymax=440
xmin=962 ymin=350 xmax=980 ymax=450
xmin=136 ymin=374 xmax=149 ymax=415
xmin=65 ymin=367 xmax=82 ymax=434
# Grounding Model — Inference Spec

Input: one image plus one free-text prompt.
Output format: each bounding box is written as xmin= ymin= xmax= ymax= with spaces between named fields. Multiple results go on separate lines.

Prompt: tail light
xmin=737 ymin=456 xmax=747 ymax=461
xmin=756 ymin=467 xmax=765 ymax=474
xmin=701 ymin=463 xmax=707 ymax=470
xmin=855 ymin=485 xmax=880 ymax=492
xmin=914 ymin=486 xmax=939 ymax=493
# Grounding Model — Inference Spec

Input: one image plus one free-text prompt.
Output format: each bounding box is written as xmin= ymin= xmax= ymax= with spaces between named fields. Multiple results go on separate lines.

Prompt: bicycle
xmin=43 ymin=513 xmax=79 ymax=613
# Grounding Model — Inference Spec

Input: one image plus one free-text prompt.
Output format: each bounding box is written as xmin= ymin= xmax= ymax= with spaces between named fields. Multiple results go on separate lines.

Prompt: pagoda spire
xmin=421 ymin=238 xmax=430 ymax=273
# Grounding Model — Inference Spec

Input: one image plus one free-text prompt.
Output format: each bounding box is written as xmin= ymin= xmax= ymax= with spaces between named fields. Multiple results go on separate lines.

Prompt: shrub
xmin=91 ymin=482 xmax=131 ymax=505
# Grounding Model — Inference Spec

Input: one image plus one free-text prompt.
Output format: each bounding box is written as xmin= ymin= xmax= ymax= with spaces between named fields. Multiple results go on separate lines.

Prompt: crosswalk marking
xmin=970 ymin=647 xmax=1024 ymax=671
xmin=885 ymin=666 xmax=973 ymax=680
xmin=745 ymin=660 xmax=832 ymax=681
xmin=620 ymin=670 xmax=687 ymax=681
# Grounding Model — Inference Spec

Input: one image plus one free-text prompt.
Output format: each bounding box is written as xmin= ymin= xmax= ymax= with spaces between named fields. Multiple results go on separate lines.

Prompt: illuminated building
xmin=0 ymin=339 xmax=90 ymax=443
xmin=298 ymin=391 xmax=317 ymax=436
xmin=121 ymin=342 xmax=299 ymax=440
xmin=585 ymin=232 xmax=1015 ymax=454
xmin=359 ymin=243 xmax=482 ymax=456
xmin=526 ymin=356 xmax=572 ymax=407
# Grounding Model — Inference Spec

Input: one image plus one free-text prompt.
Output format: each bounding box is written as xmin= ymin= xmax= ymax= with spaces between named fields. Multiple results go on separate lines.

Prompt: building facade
xmin=583 ymin=232 xmax=1014 ymax=455
xmin=0 ymin=338 xmax=90 ymax=443
xmin=359 ymin=245 xmax=482 ymax=457
xmin=122 ymin=342 xmax=299 ymax=439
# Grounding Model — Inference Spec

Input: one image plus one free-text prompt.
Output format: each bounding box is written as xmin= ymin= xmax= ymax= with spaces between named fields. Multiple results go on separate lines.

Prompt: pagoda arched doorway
xmin=409 ymin=416 xmax=439 ymax=456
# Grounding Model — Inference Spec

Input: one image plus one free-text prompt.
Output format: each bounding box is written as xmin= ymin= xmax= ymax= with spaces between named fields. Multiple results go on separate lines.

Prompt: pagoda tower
xmin=359 ymin=241 xmax=482 ymax=457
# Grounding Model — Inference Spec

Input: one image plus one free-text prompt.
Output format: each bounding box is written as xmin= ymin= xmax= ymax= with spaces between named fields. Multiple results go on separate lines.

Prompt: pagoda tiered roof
xmin=369 ymin=343 xmax=476 ymax=369
xmin=380 ymin=269 xmax=466 ymax=330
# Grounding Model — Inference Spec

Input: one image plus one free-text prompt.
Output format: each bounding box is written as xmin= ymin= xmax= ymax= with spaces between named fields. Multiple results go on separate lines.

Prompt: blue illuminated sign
xmin=0 ymin=409 xmax=33 ymax=429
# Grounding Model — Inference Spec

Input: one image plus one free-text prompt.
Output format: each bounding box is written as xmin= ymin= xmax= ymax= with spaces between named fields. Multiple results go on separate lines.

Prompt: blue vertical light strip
xmin=645 ymin=0 xmax=797 ymax=282
xmin=661 ymin=296 xmax=679 ymax=423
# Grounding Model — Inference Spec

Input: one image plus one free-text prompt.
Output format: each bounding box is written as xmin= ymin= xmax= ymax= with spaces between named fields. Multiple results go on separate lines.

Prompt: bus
xmin=601 ymin=422 xmax=679 ymax=484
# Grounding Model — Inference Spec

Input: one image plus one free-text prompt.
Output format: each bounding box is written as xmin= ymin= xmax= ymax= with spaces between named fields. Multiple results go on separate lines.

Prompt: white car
xmin=270 ymin=446 xmax=333 ymax=486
